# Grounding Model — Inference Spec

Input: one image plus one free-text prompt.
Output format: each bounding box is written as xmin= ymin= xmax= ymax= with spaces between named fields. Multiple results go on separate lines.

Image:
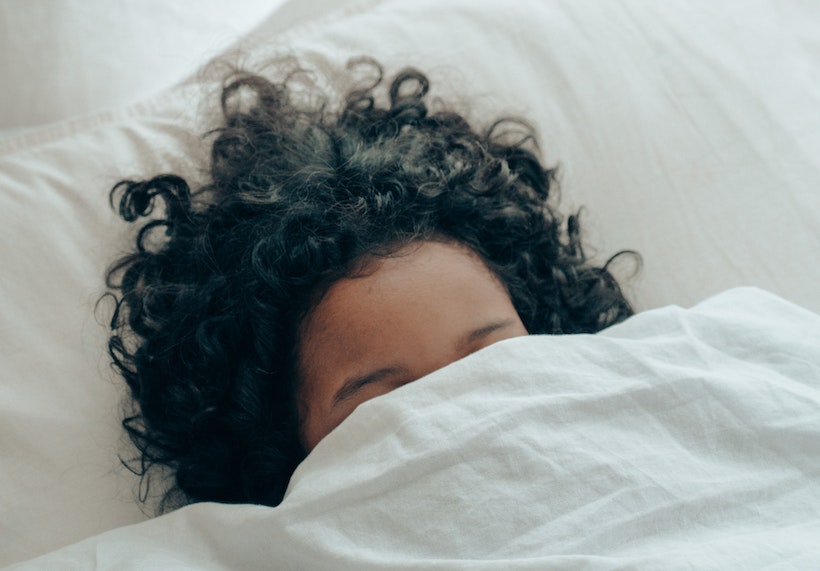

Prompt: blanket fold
xmin=9 ymin=287 xmax=820 ymax=570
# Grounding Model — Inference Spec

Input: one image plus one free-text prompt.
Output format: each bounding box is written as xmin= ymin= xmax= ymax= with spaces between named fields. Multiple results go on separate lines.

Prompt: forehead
xmin=298 ymin=241 xmax=509 ymax=361
xmin=305 ymin=241 xmax=501 ymax=324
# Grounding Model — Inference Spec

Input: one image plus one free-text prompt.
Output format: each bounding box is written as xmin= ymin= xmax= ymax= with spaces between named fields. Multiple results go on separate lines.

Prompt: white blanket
xmin=7 ymin=287 xmax=820 ymax=570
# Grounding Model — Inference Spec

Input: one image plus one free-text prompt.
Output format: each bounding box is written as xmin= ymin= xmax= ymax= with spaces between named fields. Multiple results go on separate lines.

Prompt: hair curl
xmin=105 ymin=58 xmax=636 ymax=511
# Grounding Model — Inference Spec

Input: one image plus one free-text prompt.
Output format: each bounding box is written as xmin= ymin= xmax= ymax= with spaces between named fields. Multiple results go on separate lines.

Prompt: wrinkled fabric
xmin=9 ymin=288 xmax=820 ymax=570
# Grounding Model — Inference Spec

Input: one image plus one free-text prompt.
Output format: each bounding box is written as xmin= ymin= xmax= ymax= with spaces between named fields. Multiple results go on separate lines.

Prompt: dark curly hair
xmin=105 ymin=57 xmax=636 ymax=511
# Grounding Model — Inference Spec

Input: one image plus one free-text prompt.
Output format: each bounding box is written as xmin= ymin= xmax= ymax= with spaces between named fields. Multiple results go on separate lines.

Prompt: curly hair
xmin=105 ymin=58 xmax=636 ymax=511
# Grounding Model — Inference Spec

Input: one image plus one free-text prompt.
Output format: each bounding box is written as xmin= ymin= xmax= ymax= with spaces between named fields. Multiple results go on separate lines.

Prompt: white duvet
xmin=7 ymin=287 xmax=820 ymax=570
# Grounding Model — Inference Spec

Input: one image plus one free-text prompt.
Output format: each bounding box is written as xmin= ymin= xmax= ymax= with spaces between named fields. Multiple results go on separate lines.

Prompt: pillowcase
xmin=0 ymin=0 xmax=281 ymax=135
xmin=2 ymin=0 xmax=819 ymax=565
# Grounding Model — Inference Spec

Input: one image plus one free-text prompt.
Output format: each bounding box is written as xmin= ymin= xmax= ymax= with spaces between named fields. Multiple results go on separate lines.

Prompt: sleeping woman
xmin=104 ymin=58 xmax=635 ymax=511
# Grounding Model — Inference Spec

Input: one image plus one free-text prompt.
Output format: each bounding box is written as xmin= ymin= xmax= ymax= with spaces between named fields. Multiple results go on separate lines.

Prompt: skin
xmin=298 ymin=240 xmax=528 ymax=450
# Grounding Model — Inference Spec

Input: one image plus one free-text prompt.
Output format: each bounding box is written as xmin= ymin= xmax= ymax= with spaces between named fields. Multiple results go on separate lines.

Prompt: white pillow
xmin=1 ymin=0 xmax=819 ymax=565
xmin=0 ymin=0 xmax=281 ymax=136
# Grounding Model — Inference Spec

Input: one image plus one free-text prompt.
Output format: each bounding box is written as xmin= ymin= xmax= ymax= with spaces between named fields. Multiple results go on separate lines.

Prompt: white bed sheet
xmin=7 ymin=288 xmax=820 ymax=570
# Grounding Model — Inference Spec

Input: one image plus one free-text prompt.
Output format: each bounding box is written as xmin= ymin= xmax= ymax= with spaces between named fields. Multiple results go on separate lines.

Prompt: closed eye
xmin=457 ymin=318 xmax=516 ymax=352
xmin=332 ymin=366 xmax=411 ymax=406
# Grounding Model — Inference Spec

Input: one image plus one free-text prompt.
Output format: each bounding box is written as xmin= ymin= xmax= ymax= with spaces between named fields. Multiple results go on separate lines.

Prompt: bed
xmin=1 ymin=0 xmax=819 ymax=568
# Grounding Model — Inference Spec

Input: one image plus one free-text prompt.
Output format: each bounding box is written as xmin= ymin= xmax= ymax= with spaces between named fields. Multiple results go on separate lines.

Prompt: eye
xmin=459 ymin=318 xmax=517 ymax=353
xmin=333 ymin=366 xmax=412 ymax=405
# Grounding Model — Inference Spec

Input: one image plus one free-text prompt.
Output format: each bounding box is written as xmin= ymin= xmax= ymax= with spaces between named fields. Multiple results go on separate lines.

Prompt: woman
xmin=105 ymin=58 xmax=635 ymax=511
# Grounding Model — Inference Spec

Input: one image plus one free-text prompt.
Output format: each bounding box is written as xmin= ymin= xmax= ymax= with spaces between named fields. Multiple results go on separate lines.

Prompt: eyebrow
xmin=331 ymin=318 xmax=516 ymax=406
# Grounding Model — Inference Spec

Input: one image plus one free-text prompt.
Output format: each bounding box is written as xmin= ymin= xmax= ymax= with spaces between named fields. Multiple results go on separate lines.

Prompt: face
xmin=297 ymin=240 xmax=528 ymax=450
